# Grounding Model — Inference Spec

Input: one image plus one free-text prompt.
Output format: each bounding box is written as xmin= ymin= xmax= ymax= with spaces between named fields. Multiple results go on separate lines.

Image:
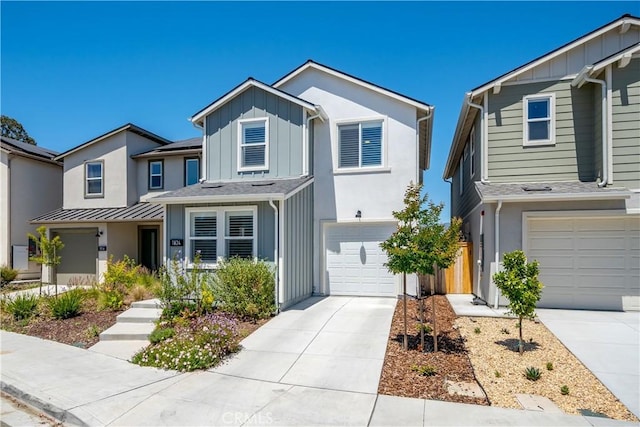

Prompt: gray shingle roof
xmin=132 ymin=137 xmax=202 ymax=158
xmin=475 ymin=181 xmax=631 ymax=201
xmin=1 ymin=136 xmax=59 ymax=161
xmin=152 ymin=176 xmax=313 ymax=202
xmin=32 ymin=202 xmax=163 ymax=223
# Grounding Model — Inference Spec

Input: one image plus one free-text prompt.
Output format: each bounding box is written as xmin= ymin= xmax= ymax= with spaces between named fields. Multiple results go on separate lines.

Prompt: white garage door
xmin=324 ymin=223 xmax=397 ymax=296
xmin=526 ymin=216 xmax=640 ymax=310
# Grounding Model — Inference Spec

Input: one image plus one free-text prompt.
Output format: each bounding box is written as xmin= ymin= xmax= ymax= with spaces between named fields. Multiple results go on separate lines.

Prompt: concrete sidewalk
xmin=2 ymin=296 xmax=638 ymax=426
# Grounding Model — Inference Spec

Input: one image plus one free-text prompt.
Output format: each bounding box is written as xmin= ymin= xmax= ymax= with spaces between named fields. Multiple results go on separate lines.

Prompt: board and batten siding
xmin=451 ymin=116 xmax=481 ymax=220
xmin=611 ymin=58 xmax=640 ymax=189
xmin=165 ymin=202 xmax=275 ymax=262
xmin=282 ymin=183 xmax=313 ymax=309
xmin=487 ymin=81 xmax=596 ymax=183
xmin=205 ymin=86 xmax=304 ymax=181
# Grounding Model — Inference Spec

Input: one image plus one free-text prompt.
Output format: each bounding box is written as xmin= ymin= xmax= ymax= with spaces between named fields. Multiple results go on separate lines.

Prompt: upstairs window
xmin=149 ymin=160 xmax=163 ymax=190
xmin=524 ymin=94 xmax=555 ymax=146
xmin=185 ymin=157 xmax=200 ymax=186
xmin=338 ymin=121 xmax=383 ymax=169
xmin=85 ymin=161 xmax=104 ymax=197
xmin=238 ymin=118 xmax=268 ymax=172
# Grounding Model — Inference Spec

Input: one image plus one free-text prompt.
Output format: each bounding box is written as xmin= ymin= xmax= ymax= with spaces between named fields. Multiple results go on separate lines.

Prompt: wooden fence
xmin=419 ymin=242 xmax=473 ymax=295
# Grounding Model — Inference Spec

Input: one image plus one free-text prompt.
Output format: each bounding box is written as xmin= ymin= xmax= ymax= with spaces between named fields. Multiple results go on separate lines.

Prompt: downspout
xmin=466 ymin=97 xmax=489 ymax=184
xmin=304 ymin=113 xmax=322 ymax=177
xmin=268 ymin=198 xmax=280 ymax=313
xmin=493 ymin=200 xmax=502 ymax=309
xmin=584 ymin=75 xmax=608 ymax=187
xmin=416 ymin=107 xmax=433 ymax=183
xmin=191 ymin=119 xmax=206 ymax=181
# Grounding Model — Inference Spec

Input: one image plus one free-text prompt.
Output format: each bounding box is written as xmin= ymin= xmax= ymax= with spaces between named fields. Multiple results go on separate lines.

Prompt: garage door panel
xmin=527 ymin=216 xmax=639 ymax=310
xmin=324 ymin=223 xmax=396 ymax=296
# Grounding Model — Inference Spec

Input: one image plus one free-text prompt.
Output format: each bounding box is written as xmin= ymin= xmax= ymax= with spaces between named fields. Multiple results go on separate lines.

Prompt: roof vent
xmin=251 ymin=182 xmax=275 ymax=187
xmin=522 ymin=185 xmax=552 ymax=192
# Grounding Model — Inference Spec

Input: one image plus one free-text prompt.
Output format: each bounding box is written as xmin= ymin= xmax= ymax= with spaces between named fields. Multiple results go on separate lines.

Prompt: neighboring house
xmin=0 ymin=136 xmax=63 ymax=279
xmin=32 ymin=124 xmax=202 ymax=285
xmin=153 ymin=61 xmax=434 ymax=309
xmin=444 ymin=15 xmax=640 ymax=311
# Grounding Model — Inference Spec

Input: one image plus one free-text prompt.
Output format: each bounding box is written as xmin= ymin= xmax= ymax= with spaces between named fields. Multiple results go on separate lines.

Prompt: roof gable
xmin=190 ymin=78 xmax=319 ymax=126
xmin=273 ymin=60 xmax=432 ymax=112
xmin=54 ymin=123 xmax=171 ymax=160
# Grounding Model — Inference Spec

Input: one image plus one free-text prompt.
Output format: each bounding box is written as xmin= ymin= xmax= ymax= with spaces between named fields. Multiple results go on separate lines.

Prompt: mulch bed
xmin=378 ymin=295 xmax=489 ymax=405
xmin=2 ymin=299 xmax=121 ymax=348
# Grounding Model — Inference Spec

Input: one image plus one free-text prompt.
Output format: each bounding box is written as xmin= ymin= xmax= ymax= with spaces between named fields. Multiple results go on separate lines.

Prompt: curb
xmin=1 ymin=381 xmax=88 ymax=427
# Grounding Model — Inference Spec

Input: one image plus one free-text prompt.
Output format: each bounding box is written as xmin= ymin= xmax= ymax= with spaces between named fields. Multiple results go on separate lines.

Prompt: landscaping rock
xmin=445 ymin=380 xmax=487 ymax=399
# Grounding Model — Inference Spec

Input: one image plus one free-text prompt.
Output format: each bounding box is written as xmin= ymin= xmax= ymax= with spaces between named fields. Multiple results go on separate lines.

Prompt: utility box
xmin=12 ymin=245 xmax=29 ymax=271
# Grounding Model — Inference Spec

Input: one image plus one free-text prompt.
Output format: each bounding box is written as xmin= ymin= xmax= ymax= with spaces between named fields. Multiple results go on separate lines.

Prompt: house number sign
xmin=170 ymin=239 xmax=184 ymax=247
xmin=98 ymin=245 xmax=107 ymax=252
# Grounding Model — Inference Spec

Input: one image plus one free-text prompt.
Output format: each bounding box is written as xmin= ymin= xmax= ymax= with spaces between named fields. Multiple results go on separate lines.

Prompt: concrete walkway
xmin=1 ymin=296 xmax=637 ymax=426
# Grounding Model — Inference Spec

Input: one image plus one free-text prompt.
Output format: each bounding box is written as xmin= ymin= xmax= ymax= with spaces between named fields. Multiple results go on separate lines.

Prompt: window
xmin=148 ymin=160 xmax=163 ymax=190
xmin=470 ymin=127 xmax=475 ymax=178
xmin=238 ymin=118 xmax=268 ymax=171
xmin=459 ymin=156 xmax=464 ymax=195
xmin=185 ymin=207 xmax=257 ymax=266
xmin=184 ymin=157 xmax=200 ymax=186
xmin=338 ymin=120 xmax=383 ymax=169
xmin=523 ymin=94 xmax=555 ymax=146
xmin=188 ymin=211 xmax=218 ymax=264
xmin=85 ymin=161 xmax=103 ymax=197
xmin=225 ymin=211 xmax=254 ymax=258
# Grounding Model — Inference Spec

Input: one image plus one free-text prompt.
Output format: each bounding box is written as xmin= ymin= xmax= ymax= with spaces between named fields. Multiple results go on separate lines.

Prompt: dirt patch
xmin=456 ymin=316 xmax=638 ymax=422
xmin=1 ymin=298 xmax=121 ymax=348
xmin=378 ymin=295 xmax=489 ymax=405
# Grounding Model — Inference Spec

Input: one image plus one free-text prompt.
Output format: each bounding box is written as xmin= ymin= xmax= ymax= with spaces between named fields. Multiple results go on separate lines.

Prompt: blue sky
xmin=2 ymin=1 xmax=638 ymax=219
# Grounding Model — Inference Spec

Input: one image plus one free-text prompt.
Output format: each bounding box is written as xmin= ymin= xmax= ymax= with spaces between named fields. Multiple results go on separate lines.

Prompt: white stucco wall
xmin=136 ymin=155 xmax=199 ymax=202
xmin=125 ymin=132 xmax=166 ymax=205
xmin=0 ymin=151 xmax=10 ymax=267
xmin=279 ymin=68 xmax=421 ymax=293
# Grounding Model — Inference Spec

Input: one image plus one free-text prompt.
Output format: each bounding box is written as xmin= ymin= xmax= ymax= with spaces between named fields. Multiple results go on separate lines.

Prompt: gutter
xmin=481 ymin=191 xmax=631 ymax=203
xmin=571 ymin=67 xmax=609 ymax=187
xmin=416 ymin=107 xmax=433 ymax=183
xmin=268 ymin=199 xmax=280 ymax=313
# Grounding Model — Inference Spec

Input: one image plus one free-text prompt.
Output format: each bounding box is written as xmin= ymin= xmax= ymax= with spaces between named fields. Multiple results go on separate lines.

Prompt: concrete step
xmin=131 ymin=299 xmax=162 ymax=309
xmin=99 ymin=323 xmax=155 ymax=341
xmin=117 ymin=307 xmax=162 ymax=323
xmin=89 ymin=340 xmax=150 ymax=360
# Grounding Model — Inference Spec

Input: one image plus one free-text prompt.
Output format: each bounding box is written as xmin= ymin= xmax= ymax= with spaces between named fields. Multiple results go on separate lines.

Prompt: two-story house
xmin=1 ymin=136 xmax=63 ymax=279
xmin=444 ymin=15 xmax=640 ymax=311
xmin=32 ymin=124 xmax=202 ymax=285
xmin=153 ymin=61 xmax=433 ymax=310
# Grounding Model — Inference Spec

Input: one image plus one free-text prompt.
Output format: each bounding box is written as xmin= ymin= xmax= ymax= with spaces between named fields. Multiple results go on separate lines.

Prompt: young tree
xmin=28 ymin=226 xmax=64 ymax=296
xmin=492 ymin=250 xmax=543 ymax=354
xmin=1 ymin=115 xmax=36 ymax=145
xmin=380 ymin=182 xmax=462 ymax=351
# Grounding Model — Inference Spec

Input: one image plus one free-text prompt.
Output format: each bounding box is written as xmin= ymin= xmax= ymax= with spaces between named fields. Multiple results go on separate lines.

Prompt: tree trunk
xmin=403 ymin=272 xmax=408 ymax=351
xmin=431 ymin=277 xmax=437 ymax=352
xmin=419 ymin=278 xmax=425 ymax=353
xmin=519 ymin=316 xmax=524 ymax=354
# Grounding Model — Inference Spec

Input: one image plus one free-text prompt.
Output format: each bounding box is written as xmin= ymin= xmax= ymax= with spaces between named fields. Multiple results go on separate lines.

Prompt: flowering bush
xmin=131 ymin=313 xmax=240 ymax=372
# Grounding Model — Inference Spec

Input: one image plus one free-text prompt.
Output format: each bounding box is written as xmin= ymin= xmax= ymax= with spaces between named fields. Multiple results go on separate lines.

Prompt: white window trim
xmin=523 ymin=93 xmax=556 ymax=146
xmin=470 ymin=127 xmax=476 ymax=178
xmin=184 ymin=206 xmax=258 ymax=268
xmin=459 ymin=156 xmax=464 ymax=195
xmin=149 ymin=160 xmax=163 ymax=190
xmin=237 ymin=117 xmax=269 ymax=172
xmin=85 ymin=160 xmax=104 ymax=198
xmin=334 ymin=116 xmax=387 ymax=172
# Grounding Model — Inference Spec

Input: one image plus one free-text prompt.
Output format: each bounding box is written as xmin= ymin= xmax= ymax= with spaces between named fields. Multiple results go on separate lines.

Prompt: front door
xmin=139 ymin=226 xmax=159 ymax=271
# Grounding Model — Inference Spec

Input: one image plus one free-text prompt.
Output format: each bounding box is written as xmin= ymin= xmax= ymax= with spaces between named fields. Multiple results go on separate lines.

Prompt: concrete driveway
xmin=211 ymin=296 xmax=396 ymax=394
xmin=537 ymin=309 xmax=640 ymax=418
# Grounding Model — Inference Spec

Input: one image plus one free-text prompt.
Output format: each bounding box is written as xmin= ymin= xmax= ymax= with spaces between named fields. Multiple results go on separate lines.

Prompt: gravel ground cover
xmin=456 ymin=316 xmax=638 ymax=422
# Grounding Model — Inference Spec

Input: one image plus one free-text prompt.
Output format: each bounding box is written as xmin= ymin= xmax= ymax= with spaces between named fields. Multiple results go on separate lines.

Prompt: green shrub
xmin=546 ymin=362 xmax=554 ymax=371
xmin=560 ymin=385 xmax=570 ymax=395
xmin=97 ymin=286 xmax=125 ymax=311
xmin=132 ymin=313 xmax=240 ymax=371
xmin=48 ymin=289 xmax=84 ymax=319
xmin=5 ymin=293 xmax=39 ymax=320
xmin=416 ymin=323 xmax=432 ymax=334
xmin=103 ymin=255 xmax=139 ymax=289
xmin=149 ymin=327 xmax=175 ymax=344
xmin=494 ymin=370 xmax=502 ymax=378
xmin=158 ymin=257 xmax=212 ymax=318
xmin=474 ymin=327 xmax=481 ymax=334
xmin=500 ymin=328 xmax=510 ymax=335
xmin=411 ymin=364 xmax=437 ymax=376
xmin=524 ymin=366 xmax=541 ymax=381
xmin=213 ymin=257 xmax=275 ymax=319
xmin=85 ymin=324 xmax=101 ymax=338
xmin=0 ymin=265 xmax=18 ymax=285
